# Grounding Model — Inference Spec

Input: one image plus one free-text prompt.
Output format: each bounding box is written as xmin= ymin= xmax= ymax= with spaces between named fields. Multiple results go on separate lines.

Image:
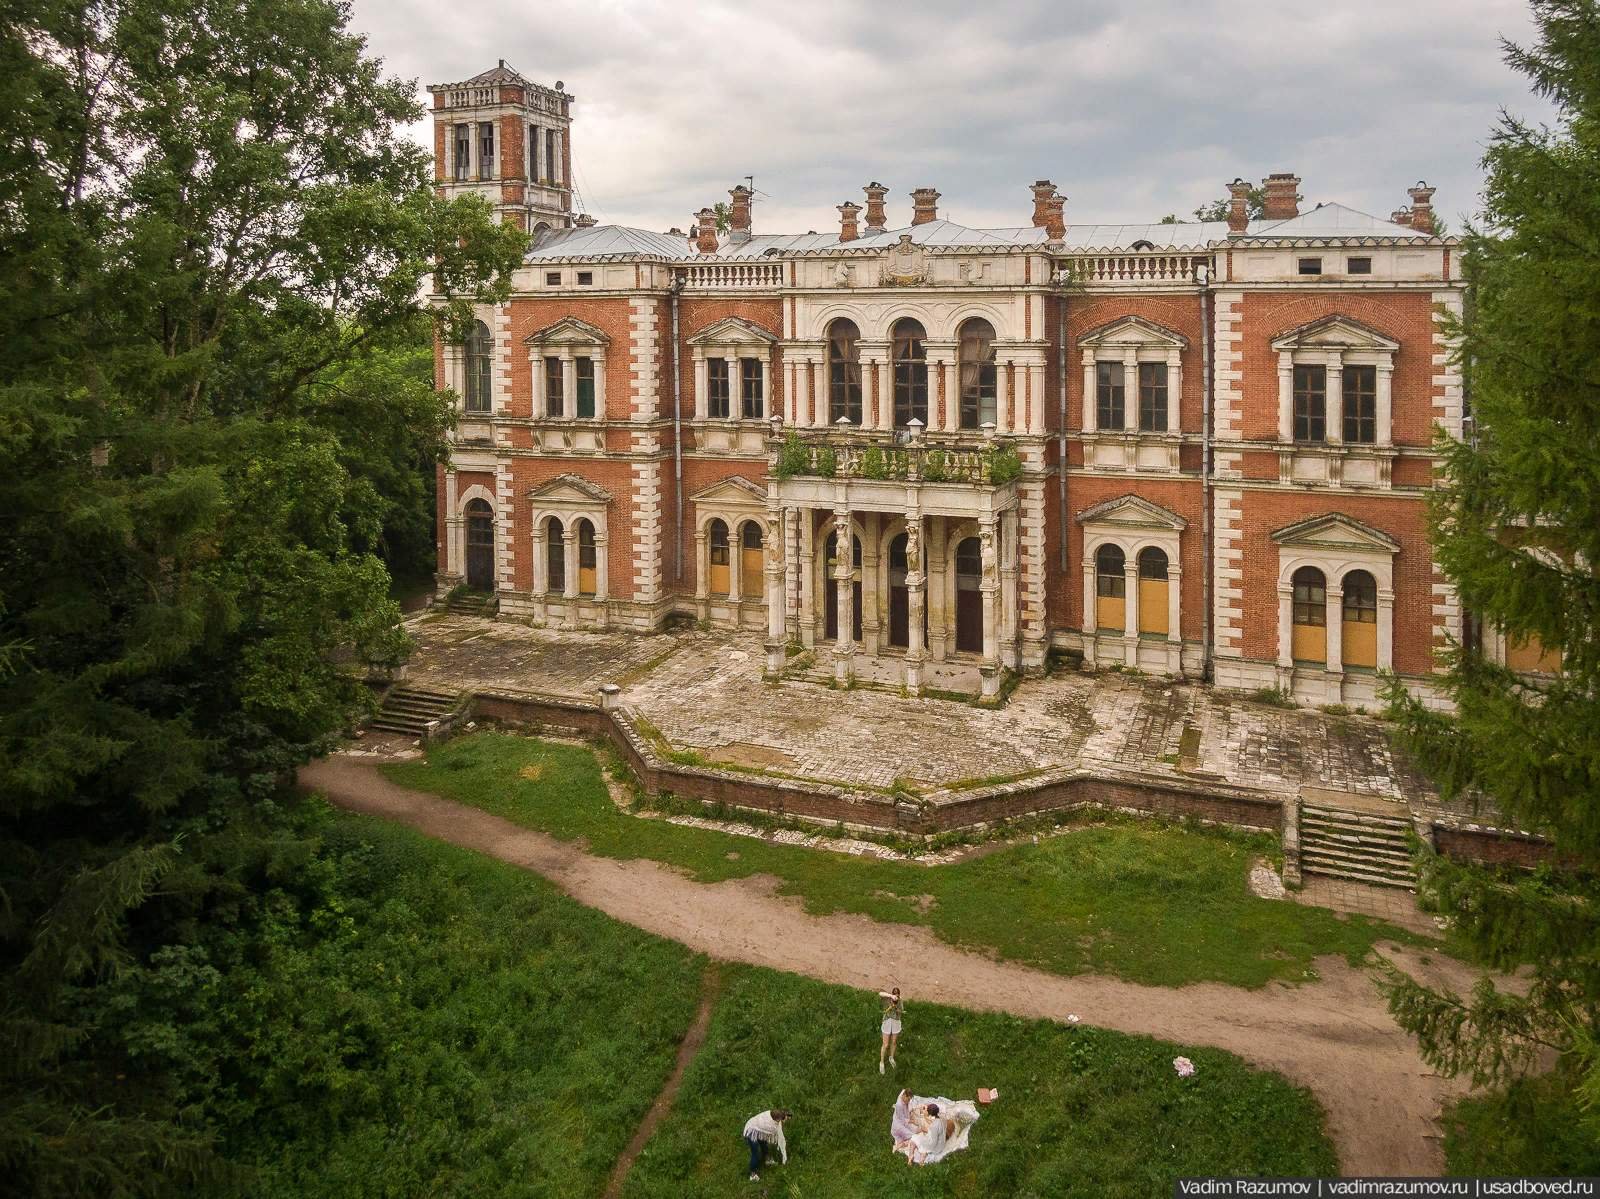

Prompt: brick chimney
xmin=695 ymin=207 xmax=719 ymax=254
xmin=1406 ymin=182 xmax=1436 ymax=234
xmin=574 ymin=213 xmax=597 ymax=228
xmin=1044 ymin=195 xmax=1066 ymax=241
xmin=1390 ymin=207 xmax=1413 ymax=228
xmin=863 ymin=182 xmax=889 ymax=233
xmin=1030 ymin=180 xmax=1058 ymax=228
xmin=728 ymin=184 xmax=753 ymax=243
xmin=910 ymin=187 xmax=940 ymax=226
xmin=837 ymin=200 xmax=861 ymax=243
xmin=1227 ymin=178 xmax=1252 ymax=235
xmin=1261 ymin=172 xmax=1301 ymax=220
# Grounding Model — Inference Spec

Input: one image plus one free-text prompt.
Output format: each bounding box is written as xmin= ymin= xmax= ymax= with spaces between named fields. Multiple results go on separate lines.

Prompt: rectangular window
xmin=1292 ymin=580 xmax=1327 ymax=627
xmin=707 ymin=358 xmax=730 ymax=419
xmin=545 ymin=271 xmax=561 ymax=286
xmin=575 ymin=357 xmax=595 ymax=418
xmin=528 ymin=122 xmax=539 ymax=180
xmin=546 ymin=130 xmax=559 ymax=184
xmin=1095 ymin=361 xmax=1125 ymax=430
xmin=478 ymin=122 xmax=495 ymax=180
xmin=1342 ymin=365 xmax=1377 ymax=443
xmin=740 ymin=357 xmax=764 ymax=419
xmin=1297 ymin=257 xmax=1322 ymax=275
xmin=1293 ymin=364 xmax=1327 ymax=442
xmin=576 ymin=271 xmax=593 ymax=286
xmin=453 ymin=124 xmax=470 ymax=181
xmin=1347 ymin=256 xmax=1372 ymax=275
xmin=544 ymin=357 xmax=563 ymax=417
xmin=1137 ymin=362 xmax=1168 ymax=432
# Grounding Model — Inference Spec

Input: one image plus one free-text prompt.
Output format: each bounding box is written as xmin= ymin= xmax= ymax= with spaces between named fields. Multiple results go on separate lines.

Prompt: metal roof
xmin=525 ymin=224 xmax=688 ymax=261
xmin=1245 ymin=202 xmax=1428 ymax=240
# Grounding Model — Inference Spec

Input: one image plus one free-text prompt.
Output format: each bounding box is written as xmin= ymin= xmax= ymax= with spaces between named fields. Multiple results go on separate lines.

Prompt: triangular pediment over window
xmin=1076 ymin=493 xmax=1187 ymax=532
xmin=1271 ymin=512 xmax=1399 ymax=554
xmin=686 ymin=317 xmax=779 ymax=348
xmin=689 ymin=474 xmax=768 ymax=507
xmin=1269 ymin=315 xmax=1399 ymax=354
xmin=1077 ymin=315 xmax=1189 ymax=350
xmin=526 ymin=473 xmax=612 ymax=505
xmin=524 ymin=316 xmax=610 ymax=348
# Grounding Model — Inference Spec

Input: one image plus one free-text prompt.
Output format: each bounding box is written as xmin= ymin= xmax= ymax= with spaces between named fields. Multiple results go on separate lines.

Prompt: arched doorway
xmin=1341 ymin=569 xmax=1377 ymax=668
xmin=887 ymin=532 xmax=929 ymax=649
xmin=823 ymin=529 xmax=863 ymax=643
xmin=740 ymin=522 xmax=764 ymax=599
xmin=954 ymin=536 xmax=983 ymax=653
xmin=1137 ymin=547 xmax=1169 ymax=636
xmin=1291 ymin=566 xmax=1328 ymax=664
xmin=545 ymin=517 xmax=566 ymax=594
xmin=465 ymin=499 xmax=494 ymax=591
xmin=1095 ymin=544 xmax=1126 ymax=631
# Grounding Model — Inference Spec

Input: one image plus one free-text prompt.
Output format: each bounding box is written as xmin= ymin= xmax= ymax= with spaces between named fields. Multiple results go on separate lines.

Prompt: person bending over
xmin=741 ymin=1108 xmax=791 ymax=1182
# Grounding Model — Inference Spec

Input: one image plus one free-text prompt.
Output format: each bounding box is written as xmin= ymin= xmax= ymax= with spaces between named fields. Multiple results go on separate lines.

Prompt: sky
xmin=350 ymin=0 xmax=1555 ymax=236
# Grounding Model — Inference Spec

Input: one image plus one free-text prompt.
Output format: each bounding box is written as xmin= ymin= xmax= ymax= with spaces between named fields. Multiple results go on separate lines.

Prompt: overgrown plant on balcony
xmin=814 ymin=445 xmax=838 ymax=478
xmin=986 ymin=445 xmax=1023 ymax=484
xmin=774 ymin=432 xmax=810 ymax=479
xmin=923 ymin=449 xmax=949 ymax=482
xmin=860 ymin=446 xmax=888 ymax=480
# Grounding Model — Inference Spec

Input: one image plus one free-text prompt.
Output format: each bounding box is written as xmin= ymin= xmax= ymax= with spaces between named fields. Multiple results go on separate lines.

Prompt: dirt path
xmin=301 ymin=754 xmax=1462 ymax=1176
xmin=603 ymin=963 xmax=722 ymax=1199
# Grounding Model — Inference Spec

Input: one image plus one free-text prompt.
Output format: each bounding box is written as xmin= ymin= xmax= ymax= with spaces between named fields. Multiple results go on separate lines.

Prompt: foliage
xmin=923 ymin=449 xmax=950 ymax=483
xmin=984 ymin=445 xmax=1023 ymax=484
xmin=386 ymin=734 xmax=1439 ymax=990
xmin=1441 ymin=1068 xmax=1600 ymax=1176
xmin=861 ymin=445 xmax=889 ymax=480
xmin=773 ymin=432 xmax=810 ymax=479
xmin=1161 ymin=183 xmax=1274 ymax=224
xmin=621 ymin=965 xmax=1337 ymax=1198
xmin=0 ymin=2 xmax=523 ymax=1193
xmin=814 ymin=445 xmax=838 ymax=479
xmin=1377 ymin=0 xmax=1600 ymax=1146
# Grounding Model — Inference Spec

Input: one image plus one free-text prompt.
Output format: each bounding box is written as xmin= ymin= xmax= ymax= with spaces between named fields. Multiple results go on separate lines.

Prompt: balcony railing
xmin=682 ymin=262 xmax=785 ymax=289
xmin=772 ymin=431 xmax=1022 ymax=486
xmin=1061 ymin=252 xmax=1211 ymax=286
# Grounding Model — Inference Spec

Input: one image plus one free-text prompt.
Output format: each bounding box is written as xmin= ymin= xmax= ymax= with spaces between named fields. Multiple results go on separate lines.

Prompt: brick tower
xmin=427 ymin=60 xmax=575 ymax=235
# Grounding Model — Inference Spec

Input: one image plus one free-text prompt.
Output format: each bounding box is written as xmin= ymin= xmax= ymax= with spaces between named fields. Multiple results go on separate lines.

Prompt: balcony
xmin=1061 ymin=252 xmax=1211 ymax=288
xmin=768 ymin=428 xmax=1023 ymax=518
xmin=682 ymin=262 xmax=785 ymax=289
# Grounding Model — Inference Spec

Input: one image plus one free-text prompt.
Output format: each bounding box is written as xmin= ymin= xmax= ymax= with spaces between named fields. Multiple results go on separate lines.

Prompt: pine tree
xmin=1380 ymin=0 xmax=1600 ymax=1144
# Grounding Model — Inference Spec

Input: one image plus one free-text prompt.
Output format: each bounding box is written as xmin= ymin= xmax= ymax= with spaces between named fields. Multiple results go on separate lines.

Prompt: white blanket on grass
xmin=895 ymin=1095 xmax=981 ymax=1165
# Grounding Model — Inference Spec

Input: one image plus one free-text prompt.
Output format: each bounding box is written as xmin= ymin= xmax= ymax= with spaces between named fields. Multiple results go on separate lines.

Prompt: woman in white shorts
xmin=878 ymin=986 xmax=903 ymax=1074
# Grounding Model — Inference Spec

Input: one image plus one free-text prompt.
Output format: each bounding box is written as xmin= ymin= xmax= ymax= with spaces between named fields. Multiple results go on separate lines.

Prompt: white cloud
xmin=352 ymin=0 xmax=1553 ymax=233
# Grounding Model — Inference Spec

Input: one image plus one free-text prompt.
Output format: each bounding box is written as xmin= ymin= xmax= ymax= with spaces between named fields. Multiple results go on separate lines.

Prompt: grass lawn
xmin=1441 ymin=1070 xmax=1600 ymax=1177
xmin=622 ymin=966 xmax=1338 ymax=1198
xmin=383 ymin=732 xmax=1435 ymax=990
xmin=226 ymin=811 xmax=705 ymax=1198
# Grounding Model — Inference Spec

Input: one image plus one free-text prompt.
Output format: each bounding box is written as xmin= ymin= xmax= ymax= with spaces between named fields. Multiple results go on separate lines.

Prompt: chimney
xmin=1406 ymin=182 xmax=1436 ymax=234
xmin=1030 ymin=180 xmax=1058 ymax=228
xmin=695 ymin=207 xmax=719 ymax=254
xmin=1044 ymin=195 xmax=1066 ymax=242
xmin=1261 ymin=172 xmax=1301 ymax=220
xmin=910 ymin=187 xmax=940 ymax=226
xmin=1390 ymin=207 xmax=1413 ymax=228
xmin=574 ymin=213 xmax=597 ymax=228
xmin=837 ymin=200 xmax=861 ymax=243
xmin=1227 ymin=178 xmax=1252 ymax=235
xmin=728 ymin=184 xmax=753 ymax=243
xmin=863 ymin=182 xmax=889 ymax=233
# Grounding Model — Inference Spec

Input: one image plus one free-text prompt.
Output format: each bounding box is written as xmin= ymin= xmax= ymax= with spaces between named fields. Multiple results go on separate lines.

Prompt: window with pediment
xmin=1078 ymin=317 xmax=1186 ymax=436
xmin=1271 ymin=316 xmax=1399 ymax=448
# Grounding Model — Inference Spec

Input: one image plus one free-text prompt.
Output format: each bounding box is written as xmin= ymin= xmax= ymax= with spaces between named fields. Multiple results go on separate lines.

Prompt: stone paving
xmin=403 ymin=613 xmax=1442 ymax=809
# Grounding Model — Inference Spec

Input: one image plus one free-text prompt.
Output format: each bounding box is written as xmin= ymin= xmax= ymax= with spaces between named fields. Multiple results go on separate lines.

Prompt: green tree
xmin=1160 ymin=183 xmax=1270 ymax=224
xmin=0 ymin=1 xmax=523 ymax=1192
xmin=1380 ymin=0 xmax=1600 ymax=1147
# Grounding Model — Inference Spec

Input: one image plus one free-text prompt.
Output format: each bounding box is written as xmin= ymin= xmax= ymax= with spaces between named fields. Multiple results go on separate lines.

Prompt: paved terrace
xmin=403 ymin=613 xmax=1445 ymax=811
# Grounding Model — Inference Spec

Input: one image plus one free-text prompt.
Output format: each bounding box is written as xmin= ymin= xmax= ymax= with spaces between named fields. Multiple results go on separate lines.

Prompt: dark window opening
xmin=1095 ymin=361 xmax=1125 ymax=430
xmin=1347 ymin=256 xmax=1372 ymax=275
xmin=576 ymin=271 xmax=593 ymax=286
xmin=1096 ymin=544 xmax=1126 ymax=597
xmin=1297 ymin=257 xmax=1322 ymax=275
xmin=1138 ymin=362 xmax=1168 ymax=432
xmin=1342 ymin=364 xmax=1377 ymax=443
xmin=891 ymin=318 xmax=928 ymax=428
xmin=463 ymin=320 xmax=492 ymax=413
xmin=827 ymin=319 xmax=863 ymax=425
xmin=740 ymin=357 xmax=764 ymax=419
xmin=546 ymin=130 xmax=558 ymax=184
xmin=545 ymin=271 xmax=561 ymax=286
xmin=708 ymin=358 xmax=731 ymax=419
xmin=544 ymin=356 xmax=563 ymax=417
xmin=453 ymin=124 xmax=470 ymax=181
xmin=575 ymin=357 xmax=596 ymax=419
xmin=478 ymin=122 xmax=495 ymax=180
xmin=1292 ymin=566 xmax=1327 ymax=626
xmin=958 ymin=318 xmax=997 ymax=429
xmin=1293 ymin=364 xmax=1326 ymax=442
xmin=1343 ymin=571 xmax=1377 ymax=622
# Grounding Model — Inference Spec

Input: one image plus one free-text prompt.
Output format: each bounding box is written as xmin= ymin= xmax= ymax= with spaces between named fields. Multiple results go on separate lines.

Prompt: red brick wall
xmin=433 ymin=121 xmax=445 ymax=182
xmin=677 ymin=297 xmax=783 ymax=429
xmin=506 ymin=295 xmax=635 ymax=421
xmin=1064 ymin=292 xmax=1207 ymax=432
xmin=498 ymin=115 xmax=525 ymax=182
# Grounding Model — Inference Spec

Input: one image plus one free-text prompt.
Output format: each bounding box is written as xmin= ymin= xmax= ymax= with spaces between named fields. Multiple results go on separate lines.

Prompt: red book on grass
xmin=978 ymin=1088 xmax=999 ymax=1104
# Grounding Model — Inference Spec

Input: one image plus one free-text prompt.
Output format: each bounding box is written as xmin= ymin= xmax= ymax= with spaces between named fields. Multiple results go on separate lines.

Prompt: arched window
xmin=1341 ymin=569 xmax=1377 ymax=668
xmin=958 ymin=318 xmax=997 ymax=429
xmin=545 ymin=517 xmax=565 ymax=594
xmin=464 ymin=320 xmax=492 ymax=413
xmin=740 ymin=521 xmax=763 ymax=598
xmin=1137 ymin=547 xmax=1169 ymax=636
xmin=827 ymin=319 xmax=863 ymax=425
xmin=891 ymin=318 xmax=928 ymax=428
xmin=708 ymin=518 xmax=731 ymax=597
xmin=576 ymin=519 xmax=597 ymax=596
xmin=1291 ymin=566 xmax=1327 ymax=663
xmin=1095 ymin=544 xmax=1126 ymax=631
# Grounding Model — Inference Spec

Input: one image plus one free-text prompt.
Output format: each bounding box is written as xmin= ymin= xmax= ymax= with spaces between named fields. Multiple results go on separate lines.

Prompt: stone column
xmin=592 ymin=352 xmax=607 ymax=420
xmin=694 ymin=527 xmax=709 ymax=621
xmin=927 ymin=519 xmax=948 ymax=661
xmin=530 ymin=525 xmax=548 ymax=624
xmin=904 ymin=512 xmax=926 ymax=694
xmin=1377 ymin=585 xmax=1395 ymax=671
xmin=1167 ymin=562 xmax=1184 ymax=675
xmin=563 ymin=525 xmax=580 ymax=628
xmin=1120 ymin=351 xmax=1138 ymax=433
xmin=728 ymin=523 xmax=743 ymax=606
xmin=764 ymin=506 xmax=787 ymax=678
xmin=725 ymin=353 xmax=740 ymax=420
xmin=979 ymin=517 xmax=1001 ymax=697
xmin=861 ymin=513 xmax=882 ymax=653
xmin=1277 ymin=352 xmax=1295 ymax=442
xmin=1376 ymin=363 xmax=1395 ymax=447
xmin=999 ymin=510 xmax=1019 ymax=669
xmin=832 ymin=508 xmax=855 ymax=684
xmin=1122 ymin=556 xmax=1140 ymax=667
xmin=811 ymin=358 xmax=827 ymax=428
xmin=1081 ymin=558 xmax=1098 ymax=668
xmin=560 ymin=348 xmax=576 ymax=421
xmin=531 ymin=348 xmax=546 ymax=418
xmin=442 ymin=469 xmax=462 ymax=586
xmin=1166 ymin=351 xmax=1182 ymax=434
xmin=1276 ymin=581 xmax=1295 ymax=690
xmin=1326 ymin=354 xmax=1344 ymax=445
xmin=1326 ymin=582 xmax=1344 ymax=676
xmin=594 ymin=531 xmax=610 ymax=628
xmin=693 ymin=351 xmax=708 ymax=421
xmin=798 ymin=510 xmax=816 ymax=647
xmin=783 ymin=358 xmax=799 ymax=427
xmin=1027 ymin=360 xmax=1047 ymax=434
xmin=996 ymin=360 xmax=1012 ymax=433
xmin=1081 ymin=355 xmax=1098 ymax=434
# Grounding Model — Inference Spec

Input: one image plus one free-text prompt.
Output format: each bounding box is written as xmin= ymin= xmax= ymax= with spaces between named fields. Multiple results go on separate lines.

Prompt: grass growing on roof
xmin=383 ymin=731 xmax=1435 ymax=990
xmin=620 ymin=965 xmax=1338 ymax=1198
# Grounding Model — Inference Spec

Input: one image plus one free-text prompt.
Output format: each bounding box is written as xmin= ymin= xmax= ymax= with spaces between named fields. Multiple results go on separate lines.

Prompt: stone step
xmin=390 ymin=686 xmax=459 ymax=702
xmin=382 ymin=702 xmax=455 ymax=720
xmin=367 ymin=717 xmax=433 ymax=736
xmin=1301 ymin=828 xmax=1414 ymax=858
xmin=1300 ymin=856 xmax=1417 ymax=890
xmin=1301 ymin=839 xmax=1416 ymax=871
xmin=1301 ymin=845 xmax=1416 ymax=881
xmin=1302 ymin=804 xmax=1411 ymax=833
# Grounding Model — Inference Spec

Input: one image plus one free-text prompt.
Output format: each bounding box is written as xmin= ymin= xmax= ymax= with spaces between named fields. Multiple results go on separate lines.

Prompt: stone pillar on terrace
xmin=1167 ymin=562 xmax=1184 ymax=675
xmin=694 ymin=527 xmax=710 ymax=621
xmin=979 ymin=516 xmax=1001 ymax=698
xmin=442 ymin=468 xmax=463 ymax=590
xmin=531 ymin=524 xmax=549 ymax=625
xmin=999 ymin=509 xmax=1019 ymax=670
xmin=927 ymin=518 xmax=949 ymax=661
xmin=904 ymin=511 xmax=926 ymax=695
xmin=1326 ymin=581 xmax=1345 ymax=701
xmin=798 ymin=509 xmax=816 ymax=647
xmin=562 ymin=524 xmax=580 ymax=629
xmin=593 ymin=531 xmax=610 ymax=629
xmin=1276 ymin=581 xmax=1295 ymax=691
xmin=764 ymin=503 xmax=788 ymax=679
xmin=1122 ymin=556 xmax=1140 ymax=667
xmin=832 ymin=508 xmax=855 ymax=685
xmin=1080 ymin=557 xmax=1098 ymax=668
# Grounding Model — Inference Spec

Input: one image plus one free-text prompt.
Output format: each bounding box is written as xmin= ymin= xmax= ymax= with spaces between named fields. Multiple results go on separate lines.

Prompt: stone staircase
xmin=1300 ymin=801 xmax=1418 ymax=889
xmin=367 ymin=685 xmax=461 ymax=739
xmin=445 ymin=590 xmax=496 ymax=618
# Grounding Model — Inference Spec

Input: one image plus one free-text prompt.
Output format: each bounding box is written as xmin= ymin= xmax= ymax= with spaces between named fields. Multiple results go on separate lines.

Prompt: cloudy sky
xmin=351 ymin=0 xmax=1553 ymax=235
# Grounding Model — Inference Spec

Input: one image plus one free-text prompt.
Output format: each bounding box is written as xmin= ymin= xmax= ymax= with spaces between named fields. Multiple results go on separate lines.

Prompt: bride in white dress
xmin=896 ymin=1095 xmax=982 ymax=1165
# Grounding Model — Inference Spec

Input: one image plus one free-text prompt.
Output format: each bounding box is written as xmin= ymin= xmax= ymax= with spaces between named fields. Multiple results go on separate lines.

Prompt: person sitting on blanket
xmin=893 ymin=1094 xmax=982 ymax=1165
xmin=891 ymin=1089 xmax=918 ymax=1150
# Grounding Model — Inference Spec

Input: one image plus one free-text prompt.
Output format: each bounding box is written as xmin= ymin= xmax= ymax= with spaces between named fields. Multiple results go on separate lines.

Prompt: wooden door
xmin=1137 ymin=580 xmax=1168 ymax=636
xmin=741 ymin=525 xmax=763 ymax=599
xmin=465 ymin=504 xmax=494 ymax=591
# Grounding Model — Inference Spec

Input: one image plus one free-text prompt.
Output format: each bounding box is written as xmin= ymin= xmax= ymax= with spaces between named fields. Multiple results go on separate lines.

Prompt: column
xmin=875 ymin=353 xmax=894 ymax=431
xmin=1377 ymin=585 xmax=1395 ymax=671
xmin=1276 ymin=582 xmax=1294 ymax=690
xmin=979 ymin=516 xmax=1001 ymax=698
xmin=1122 ymin=555 xmax=1140 ymax=667
xmin=562 ymin=525 xmax=579 ymax=628
xmin=693 ymin=351 xmax=708 ymax=421
xmin=560 ymin=347 xmax=576 ymax=421
xmin=592 ymin=352 xmax=607 ymax=420
xmin=1120 ymin=351 xmax=1138 ymax=433
xmin=999 ymin=510 xmax=1019 ymax=669
xmin=1376 ymin=363 xmax=1395 ymax=447
xmin=784 ymin=507 xmax=799 ymax=639
xmin=693 ymin=527 xmax=709 ymax=620
xmin=594 ymin=531 xmax=609 ymax=628
xmin=832 ymin=508 xmax=854 ymax=684
xmin=443 ymin=469 xmax=461 ymax=584
xmin=1167 ymin=562 xmax=1184 ymax=675
xmin=531 ymin=349 xmax=546 ymax=418
xmin=996 ymin=360 xmax=1012 ymax=433
xmin=1326 ymin=354 xmax=1344 ymax=445
xmin=1167 ymin=351 xmax=1182 ymax=434
xmin=783 ymin=358 xmax=798 ymax=426
xmin=1082 ymin=355 xmax=1098 ymax=434
xmin=904 ymin=512 xmax=926 ymax=695
xmin=1326 ymin=581 xmax=1345 ymax=703
xmin=1028 ymin=360 xmax=1047 ymax=434
xmin=1277 ymin=352 xmax=1295 ymax=442
xmin=765 ymin=506 xmax=787 ymax=678
xmin=812 ymin=357 xmax=828 ymax=428
xmin=862 ymin=513 xmax=881 ymax=653
xmin=798 ymin=511 xmax=816 ymax=647
xmin=728 ymin=522 xmax=743 ymax=605
xmin=725 ymin=353 xmax=740 ymax=420
xmin=1081 ymin=559 xmax=1098 ymax=668
xmin=927 ymin=520 xmax=948 ymax=661
xmin=531 ymin=525 xmax=548 ymax=624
